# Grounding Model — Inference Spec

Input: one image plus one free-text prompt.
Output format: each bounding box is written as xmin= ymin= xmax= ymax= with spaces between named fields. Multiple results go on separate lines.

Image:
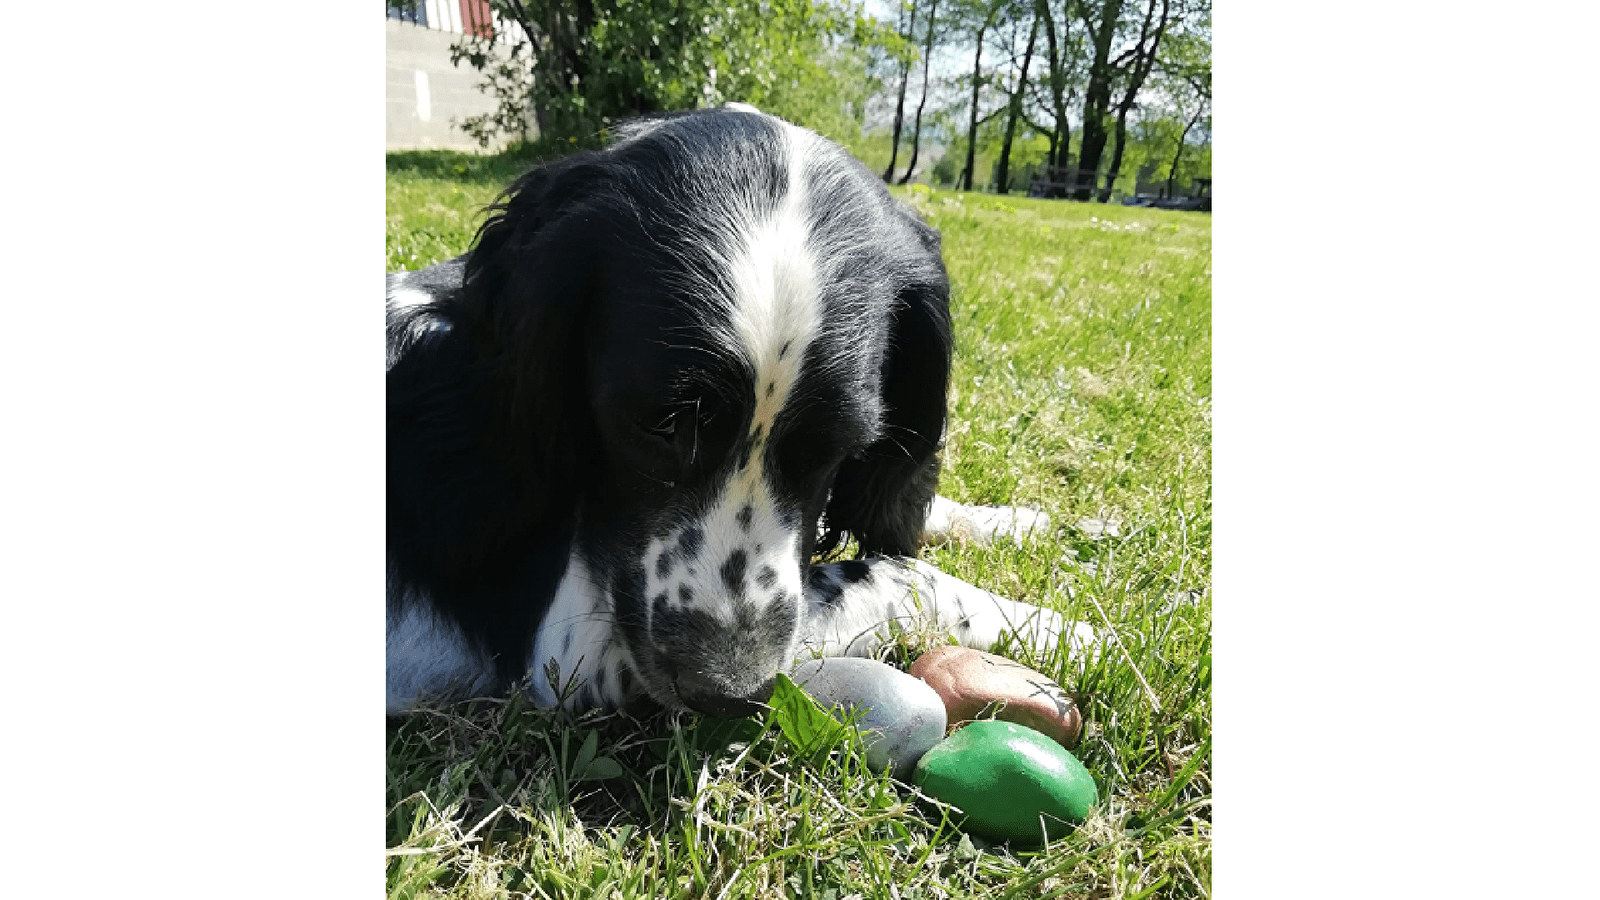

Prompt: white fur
xmin=796 ymin=558 xmax=1097 ymax=662
xmin=385 ymin=279 xmax=448 ymax=370
xmin=527 ymin=554 xmax=633 ymax=709
xmin=922 ymin=496 xmax=1053 ymax=545
xmin=386 ymin=559 xmax=498 ymax=713
xmin=384 ymin=274 xmax=433 ymax=314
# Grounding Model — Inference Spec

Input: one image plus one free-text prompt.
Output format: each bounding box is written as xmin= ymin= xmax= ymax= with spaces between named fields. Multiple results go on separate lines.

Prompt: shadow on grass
xmin=386 ymin=137 xmax=604 ymax=187
xmin=385 ymin=699 xmax=771 ymax=850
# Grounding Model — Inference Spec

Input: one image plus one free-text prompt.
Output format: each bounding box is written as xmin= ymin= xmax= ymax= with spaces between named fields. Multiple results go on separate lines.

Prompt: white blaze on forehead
xmin=722 ymin=123 xmax=822 ymax=456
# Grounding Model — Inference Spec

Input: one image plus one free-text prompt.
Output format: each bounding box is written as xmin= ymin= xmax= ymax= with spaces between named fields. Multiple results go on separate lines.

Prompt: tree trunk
xmin=898 ymin=0 xmax=940 ymax=185
xmin=1101 ymin=107 xmax=1130 ymax=201
xmin=1038 ymin=0 xmax=1071 ymax=176
xmin=962 ymin=6 xmax=996 ymax=192
xmin=995 ymin=14 xmax=1039 ymax=195
xmin=1166 ymin=99 xmax=1204 ymax=197
xmin=1073 ymin=0 xmax=1122 ymax=200
xmin=882 ymin=1 xmax=920 ymax=183
xmin=1100 ymin=0 xmax=1170 ymax=202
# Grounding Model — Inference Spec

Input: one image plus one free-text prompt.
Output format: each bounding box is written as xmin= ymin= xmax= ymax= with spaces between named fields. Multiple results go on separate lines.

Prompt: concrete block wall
xmin=386 ymin=19 xmax=530 ymax=152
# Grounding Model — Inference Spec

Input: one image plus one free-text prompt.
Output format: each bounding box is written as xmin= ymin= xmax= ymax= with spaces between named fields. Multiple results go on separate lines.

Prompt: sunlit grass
xmin=386 ymin=150 xmax=1211 ymax=899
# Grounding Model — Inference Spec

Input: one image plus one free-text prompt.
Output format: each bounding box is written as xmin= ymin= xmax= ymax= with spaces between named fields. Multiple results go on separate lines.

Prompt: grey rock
xmin=790 ymin=657 xmax=948 ymax=778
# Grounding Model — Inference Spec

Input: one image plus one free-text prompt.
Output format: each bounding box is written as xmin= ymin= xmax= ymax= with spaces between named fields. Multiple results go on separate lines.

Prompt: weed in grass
xmin=386 ymin=150 xmax=1210 ymax=899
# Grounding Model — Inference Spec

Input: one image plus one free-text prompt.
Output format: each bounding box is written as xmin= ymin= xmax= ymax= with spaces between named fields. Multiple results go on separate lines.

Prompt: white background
xmin=3 ymin=2 xmax=1597 ymax=896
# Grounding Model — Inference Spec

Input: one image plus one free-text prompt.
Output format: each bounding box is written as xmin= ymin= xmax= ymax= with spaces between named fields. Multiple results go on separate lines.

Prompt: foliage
xmin=939 ymin=128 xmax=1052 ymax=191
xmin=396 ymin=0 xmax=1210 ymax=200
xmin=923 ymin=0 xmax=1210 ymax=200
xmin=444 ymin=0 xmax=911 ymax=150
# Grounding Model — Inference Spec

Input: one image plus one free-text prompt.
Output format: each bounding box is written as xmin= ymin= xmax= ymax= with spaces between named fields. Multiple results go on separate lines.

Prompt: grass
xmin=386 ymin=149 xmax=1212 ymax=899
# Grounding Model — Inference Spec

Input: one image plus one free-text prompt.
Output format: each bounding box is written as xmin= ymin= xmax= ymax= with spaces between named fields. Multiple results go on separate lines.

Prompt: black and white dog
xmin=387 ymin=105 xmax=1094 ymax=717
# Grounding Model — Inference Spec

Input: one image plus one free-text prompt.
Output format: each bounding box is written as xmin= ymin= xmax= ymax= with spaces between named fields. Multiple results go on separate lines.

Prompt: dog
xmin=387 ymin=105 xmax=1094 ymax=717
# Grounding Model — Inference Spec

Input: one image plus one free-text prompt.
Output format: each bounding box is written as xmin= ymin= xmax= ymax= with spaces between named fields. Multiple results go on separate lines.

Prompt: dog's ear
xmin=454 ymin=155 xmax=612 ymax=538
xmin=387 ymin=156 xmax=615 ymax=667
xmin=822 ymin=242 xmax=953 ymax=558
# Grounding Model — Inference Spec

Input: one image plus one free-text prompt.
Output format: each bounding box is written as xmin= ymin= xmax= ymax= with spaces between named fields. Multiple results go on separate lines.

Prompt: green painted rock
xmin=912 ymin=720 xmax=1096 ymax=845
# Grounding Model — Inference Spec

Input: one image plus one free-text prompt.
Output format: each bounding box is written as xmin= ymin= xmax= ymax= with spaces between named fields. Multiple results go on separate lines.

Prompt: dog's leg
xmin=796 ymin=557 xmax=1097 ymax=663
xmin=386 ymin=599 xmax=500 ymax=715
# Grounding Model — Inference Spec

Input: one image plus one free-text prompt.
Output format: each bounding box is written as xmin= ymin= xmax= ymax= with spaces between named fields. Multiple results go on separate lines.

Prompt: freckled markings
xmin=755 ymin=565 xmax=777 ymax=589
xmin=779 ymin=339 xmax=792 ymax=360
xmin=754 ymin=589 xmax=799 ymax=649
xmin=679 ymin=584 xmax=694 ymax=603
xmin=737 ymin=504 xmax=753 ymax=532
xmin=561 ymin=630 xmax=572 ymax=655
xmin=736 ymin=424 xmax=765 ymax=472
xmin=653 ymin=593 xmax=669 ymax=619
xmin=721 ymin=549 xmax=748 ymax=600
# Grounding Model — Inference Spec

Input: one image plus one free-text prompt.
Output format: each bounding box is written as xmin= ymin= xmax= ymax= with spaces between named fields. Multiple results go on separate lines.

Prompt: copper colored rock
xmin=909 ymin=645 xmax=1083 ymax=749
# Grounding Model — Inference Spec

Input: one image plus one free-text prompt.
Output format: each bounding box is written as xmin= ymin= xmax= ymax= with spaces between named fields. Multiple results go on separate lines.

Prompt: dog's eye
xmin=637 ymin=403 xmax=701 ymax=466
xmin=644 ymin=415 xmax=676 ymax=442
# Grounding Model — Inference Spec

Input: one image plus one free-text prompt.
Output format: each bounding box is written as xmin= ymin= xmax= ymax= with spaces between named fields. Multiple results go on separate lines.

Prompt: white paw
xmin=923 ymin=496 xmax=1052 ymax=546
xmin=999 ymin=606 xmax=1099 ymax=662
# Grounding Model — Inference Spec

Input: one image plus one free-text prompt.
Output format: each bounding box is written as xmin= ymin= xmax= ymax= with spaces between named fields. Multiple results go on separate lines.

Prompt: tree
xmin=993 ymin=10 xmax=1039 ymax=194
xmin=1032 ymin=0 xmax=1077 ymax=173
xmin=881 ymin=0 xmax=922 ymax=181
xmin=957 ymin=0 xmax=1007 ymax=190
xmin=1152 ymin=13 xmax=1210 ymax=196
xmin=442 ymin=0 xmax=903 ymax=149
xmin=1071 ymin=0 xmax=1124 ymax=200
xmin=1100 ymin=0 xmax=1172 ymax=201
xmin=1164 ymin=82 xmax=1209 ymax=197
xmin=930 ymin=0 xmax=1207 ymax=200
xmin=896 ymin=0 xmax=943 ymax=184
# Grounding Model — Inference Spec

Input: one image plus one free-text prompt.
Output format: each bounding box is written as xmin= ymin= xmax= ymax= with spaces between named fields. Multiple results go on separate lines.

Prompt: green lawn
xmin=386 ymin=149 xmax=1212 ymax=899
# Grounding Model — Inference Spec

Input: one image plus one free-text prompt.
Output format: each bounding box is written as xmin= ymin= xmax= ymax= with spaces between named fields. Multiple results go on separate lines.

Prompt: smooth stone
xmin=909 ymin=645 xmax=1083 ymax=748
xmin=790 ymin=657 xmax=948 ymax=778
xmin=912 ymin=720 xmax=1096 ymax=845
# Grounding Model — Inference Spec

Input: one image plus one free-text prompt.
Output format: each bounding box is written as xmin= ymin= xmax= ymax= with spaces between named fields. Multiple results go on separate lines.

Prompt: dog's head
xmin=458 ymin=107 xmax=951 ymax=714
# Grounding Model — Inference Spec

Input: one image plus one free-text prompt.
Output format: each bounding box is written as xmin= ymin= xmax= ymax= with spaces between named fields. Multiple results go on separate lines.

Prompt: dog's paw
xmin=923 ymin=496 xmax=1052 ymax=546
xmin=997 ymin=605 xmax=1097 ymax=659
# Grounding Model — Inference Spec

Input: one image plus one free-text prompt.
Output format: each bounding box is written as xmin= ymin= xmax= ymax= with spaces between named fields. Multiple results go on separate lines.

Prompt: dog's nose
xmin=675 ymin=672 xmax=776 ymax=718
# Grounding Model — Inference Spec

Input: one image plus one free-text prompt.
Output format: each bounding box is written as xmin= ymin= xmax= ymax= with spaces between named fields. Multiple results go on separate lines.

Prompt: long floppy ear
xmin=821 ymin=236 xmax=953 ymax=558
xmin=387 ymin=154 xmax=610 ymax=594
xmin=462 ymin=155 xmax=610 ymax=490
